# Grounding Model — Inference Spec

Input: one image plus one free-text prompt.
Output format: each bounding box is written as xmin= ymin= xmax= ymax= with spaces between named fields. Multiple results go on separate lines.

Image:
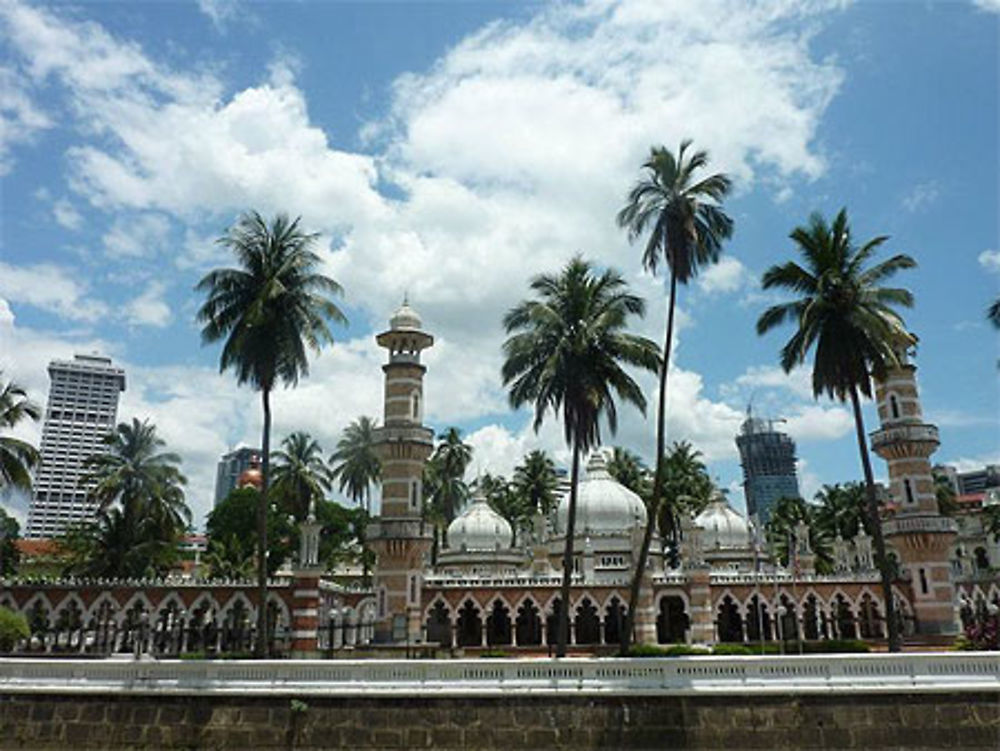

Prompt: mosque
xmin=355 ymin=301 xmax=997 ymax=650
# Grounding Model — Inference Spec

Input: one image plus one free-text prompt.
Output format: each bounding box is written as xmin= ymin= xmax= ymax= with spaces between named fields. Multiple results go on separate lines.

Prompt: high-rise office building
xmin=213 ymin=446 xmax=261 ymax=506
xmin=735 ymin=415 xmax=800 ymax=524
xmin=26 ymin=355 xmax=126 ymax=539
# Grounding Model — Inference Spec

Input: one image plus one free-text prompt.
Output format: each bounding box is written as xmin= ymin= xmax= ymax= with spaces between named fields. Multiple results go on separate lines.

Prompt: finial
xmin=403 ymin=289 xmax=409 ymax=306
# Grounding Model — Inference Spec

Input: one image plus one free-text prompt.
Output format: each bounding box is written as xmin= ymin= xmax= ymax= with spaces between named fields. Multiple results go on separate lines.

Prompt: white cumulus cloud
xmin=0 ymin=262 xmax=108 ymax=322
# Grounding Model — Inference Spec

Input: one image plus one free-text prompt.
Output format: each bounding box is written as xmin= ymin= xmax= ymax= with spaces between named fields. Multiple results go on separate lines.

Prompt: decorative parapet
xmin=0 ymin=653 xmax=997 ymax=696
xmin=709 ymin=571 xmax=883 ymax=586
xmin=883 ymin=515 xmax=957 ymax=536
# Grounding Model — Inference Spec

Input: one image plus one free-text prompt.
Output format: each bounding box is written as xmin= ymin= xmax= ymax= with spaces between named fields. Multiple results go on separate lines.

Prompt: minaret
xmin=368 ymin=301 xmax=434 ymax=643
xmin=870 ymin=348 xmax=957 ymax=635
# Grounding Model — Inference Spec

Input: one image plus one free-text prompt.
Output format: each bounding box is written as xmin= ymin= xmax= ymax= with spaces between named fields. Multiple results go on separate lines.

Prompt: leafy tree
xmin=983 ymin=503 xmax=1000 ymax=544
xmin=196 ymin=210 xmax=347 ymax=655
xmin=512 ymin=450 xmax=559 ymax=516
xmin=205 ymin=487 xmax=295 ymax=577
xmin=329 ymin=416 xmax=381 ymax=513
xmin=932 ymin=467 xmax=958 ymax=516
xmin=988 ymin=298 xmax=1000 ymax=328
xmin=65 ymin=418 xmax=189 ymax=578
xmin=617 ymin=141 xmax=733 ymax=653
xmin=0 ymin=507 xmax=21 ymax=577
xmin=756 ymin=208 xmax=916 ymax=652
xmin=502 ymin=256 xmax=659 ymax=657
xmin=0 ymin=374 xmax=41 ymax=493
xmin=0 ymin=607 xmax=29 ymax=652
xmin=272 ymin=431 xmax=331 ymax=522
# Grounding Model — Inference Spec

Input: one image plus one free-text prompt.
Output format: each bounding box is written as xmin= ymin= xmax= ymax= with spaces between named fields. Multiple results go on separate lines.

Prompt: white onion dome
xmin=447 ymin=496 xmax=513 ymax=551
xmin=693 ymin=492 xmax=751 ymax=550
xmin=390 ymin=301 xmax=422 ymax=331
xmin=555 ymin=451 xmax=647 ymax=535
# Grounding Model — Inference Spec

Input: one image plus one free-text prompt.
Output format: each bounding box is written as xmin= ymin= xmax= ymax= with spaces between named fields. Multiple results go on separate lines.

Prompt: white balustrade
xmin=0 ymin=653 xmax=996 ymax=697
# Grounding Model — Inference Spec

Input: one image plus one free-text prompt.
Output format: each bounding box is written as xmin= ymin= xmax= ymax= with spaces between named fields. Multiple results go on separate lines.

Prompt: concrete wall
xmin=1 ymin=691 xmax=998 ymax=750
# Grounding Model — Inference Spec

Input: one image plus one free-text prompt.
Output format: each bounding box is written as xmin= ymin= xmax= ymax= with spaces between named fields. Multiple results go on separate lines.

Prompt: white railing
xmin=0 ymin=653 xmax=997 ymax=697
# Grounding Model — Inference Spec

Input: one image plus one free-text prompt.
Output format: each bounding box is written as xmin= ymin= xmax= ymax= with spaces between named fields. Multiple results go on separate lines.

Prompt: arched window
xmin=904 ymin=478 xmax=915 ymax=505
xmin=889 ymin=394 xmax=900 ymax=420
xmin=411 ymin=391 xmax=421 ymax=421
xmin=377 ymin=588 xmax=387 ymax=619
xmin=410 ymin=479 xmax=420 ymax=511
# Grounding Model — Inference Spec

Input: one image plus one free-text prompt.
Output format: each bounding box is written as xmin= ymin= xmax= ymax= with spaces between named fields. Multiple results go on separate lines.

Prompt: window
xmin=919 ymin=568 xmax=928 ymax=595
xmin=411 ymin=391 xmax=421 ymax=421
xmin=410 ymin=479 xmax=420 ymax=510
xmin=904 ymin=479 xmax=915 ymax=505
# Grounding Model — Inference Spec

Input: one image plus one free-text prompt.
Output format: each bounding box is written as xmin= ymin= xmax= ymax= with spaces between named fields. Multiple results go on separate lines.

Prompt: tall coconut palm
xmin=812 ymin=482 xmax=870 ymax=541
xmin=430 ymin=427 xmax=473 ymax=526
xmin=0 ymin=374 xmax=41 ymax=493
xmin=657 ymin=441 xmax=714 ymax=549
xmin=617 ymin=141 xmax=733 ymax=652
xmin=196 ymin=210 xmax=347 ymax=656
xmin=988 ymin=298 xmax=1000 ymax=328
xmin=329 ymin=416 xmax=381 ymax=513
xmin=512 ymin=450 xmax=559 ymax=516
xmin=502 ymin=256 xmax=660 ymax=657
xmin=756 ymin=207 xmax=916 ymax=651
xmin=272 ymin=431 xmax=331 ymax=522
xmin=606 ymin=447 xmax=649 ymax=497
xmin=75 ymin=418 xmax=189 ymax=576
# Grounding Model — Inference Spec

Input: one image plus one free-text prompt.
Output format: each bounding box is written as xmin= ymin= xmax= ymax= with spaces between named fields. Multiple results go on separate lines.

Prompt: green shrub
xmin=0 ymin=607 xmax=29 ymax=652
xmin=626 ymin=643 xmax=711 ymax=657
xmin=800 ymin=639 xmax=869 ymax=654
xmin=479 ymin=649 xmax=510 ymax=658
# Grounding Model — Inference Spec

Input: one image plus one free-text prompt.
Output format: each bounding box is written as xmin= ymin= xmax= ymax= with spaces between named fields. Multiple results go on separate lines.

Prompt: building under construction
xmin=735 ymin=415 xmax=800 ymax=523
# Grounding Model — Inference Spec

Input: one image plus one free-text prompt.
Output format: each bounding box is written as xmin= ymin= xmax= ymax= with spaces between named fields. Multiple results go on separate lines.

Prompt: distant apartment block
xmin=735 ymin=415 xmax=800 ymax=524
xmin=25 ymin=355 xmax=126 ymax=539
xmin=214 ymin=446 xmax=261 ymax=506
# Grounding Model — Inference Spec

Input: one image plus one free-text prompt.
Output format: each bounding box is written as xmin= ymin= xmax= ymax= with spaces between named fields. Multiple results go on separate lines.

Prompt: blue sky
xmin=1 ymin=0 xmax=997 ymax=529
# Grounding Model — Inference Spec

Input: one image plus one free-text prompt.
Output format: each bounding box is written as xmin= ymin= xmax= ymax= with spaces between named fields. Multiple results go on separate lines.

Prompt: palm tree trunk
xmin=255 ymin=386 xmax=272 ymax=658
xmin=849 ymin=384 xmax=901 ymax=652
xmin=621 ymin=270 xmax=677 ymax=654
xmin=557 ymin=442 xmax=582 ymax=658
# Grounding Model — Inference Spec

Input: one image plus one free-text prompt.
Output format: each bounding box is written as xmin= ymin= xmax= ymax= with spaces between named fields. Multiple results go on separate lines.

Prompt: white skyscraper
xmin=25 ymin=355 xmax=126 ymax=539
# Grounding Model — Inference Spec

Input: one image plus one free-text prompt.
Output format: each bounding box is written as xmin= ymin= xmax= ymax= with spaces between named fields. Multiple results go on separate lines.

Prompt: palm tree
xmin=329 ymin=416 xmax=381 ymax=513
xmin=73 ymin=418 xmax=189 ymax=577
xmin=475 ymin=473 xmax=529 ymax=545
xmin=606 ymin=447 xmax=649 ymax=497
xmin=512 ymin=450 xmax=560 ymax=516
xmin=204 ymin=534 xmax=256 ymax=580
xmin=988 ymin=298 xmax=1000 ymax=328
xmin=756 ymin=207 xmax=916 ymax=652
xmin=657 ymin=441 xmax=714 ymax=550
xmin=432 ymin=427 xmax=473 ymax=522
xmin=196 ymin=210 xmax=347 ymax=656
xmin=932 ymin=467 xmax=958 ymax=517
xmin=812 ymin=483 xmax=870 ymax=541
xmin=617 ymin=141 xmax=733 ymax=652
xmin=502 ymin=256 xmax=660 ymax=657
xmin=0 ymin=374 xmax=41 ymax=493
xmin=272 ymin=431 xmax=331 ymax=522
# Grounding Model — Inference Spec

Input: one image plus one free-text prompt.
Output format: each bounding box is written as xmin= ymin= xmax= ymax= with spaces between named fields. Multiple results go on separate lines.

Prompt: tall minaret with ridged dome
xmin=368 ymin=300 xmax=435 ymax=643
xmin=870 ymin=346 xmax=957 ymax=635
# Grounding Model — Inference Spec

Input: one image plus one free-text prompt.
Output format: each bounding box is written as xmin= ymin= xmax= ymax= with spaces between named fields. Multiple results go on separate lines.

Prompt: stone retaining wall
xmin=1 ymin=691 xmax=998 ymax=750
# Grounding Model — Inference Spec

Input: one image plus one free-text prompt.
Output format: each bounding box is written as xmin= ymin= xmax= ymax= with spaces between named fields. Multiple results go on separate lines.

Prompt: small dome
xmin=555 ymin=451 xmax=647 ymax=535
xmin=693 ymin=493 xmax=751 ymax=550
xmin=447 ymin=497 xmax=513 ymax=551
xmin=390 ymin=301 xmax=422 ymax=331
xmin=237 ymin=468 xmax=262 ymax=490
